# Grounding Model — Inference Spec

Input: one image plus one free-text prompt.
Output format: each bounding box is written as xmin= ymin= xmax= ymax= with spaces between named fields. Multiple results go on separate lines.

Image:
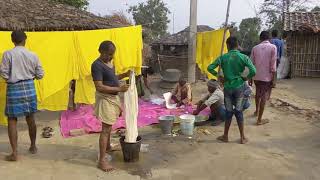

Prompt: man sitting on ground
xmin=193 ymin=80 xmax=226 ymax=126
xmin=171 ymin=77 xmax=192 ymax=107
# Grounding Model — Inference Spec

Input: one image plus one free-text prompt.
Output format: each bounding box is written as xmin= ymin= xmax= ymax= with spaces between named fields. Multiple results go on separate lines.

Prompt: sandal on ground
xmin=43 ymin=127 xmax=53 ymax=132
xmin=42 ymin=131 xmax=53 ymax=138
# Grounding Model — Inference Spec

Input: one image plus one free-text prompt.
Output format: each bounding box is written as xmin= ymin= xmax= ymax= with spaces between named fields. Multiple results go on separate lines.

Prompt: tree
xmin=128 ymin=0 xmax=170 ymax=42
xmin=220 ymin=22 xmax=238 ymax=37
xmin=258 ymin=0 xmax=313 ymax=36
xmin=237 ymin=18 xmax=262 ymax=51
xmin=259 ymin=0 xmax=313 ymax=16
xmin=50 ymin=0 xmax=89 ymax=10
xmin=311 ymin=6 xmax=320 ymax=12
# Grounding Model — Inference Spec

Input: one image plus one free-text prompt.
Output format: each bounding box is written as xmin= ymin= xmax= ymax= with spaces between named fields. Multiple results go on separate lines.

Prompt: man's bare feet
xmin=29 ymin=146 xmax=38 ymax=154
xmin=240 ymin=137 xmax=249 ymax=144
xmin=98 ymin=161 xmax=115 ymax=172
xmin=257 ymin=119 xmax=270 ymax=126
xmin=217 ymin=135 xmax=229 ymax=143
xmin=5 ymin=153 xmax=18 ymax=161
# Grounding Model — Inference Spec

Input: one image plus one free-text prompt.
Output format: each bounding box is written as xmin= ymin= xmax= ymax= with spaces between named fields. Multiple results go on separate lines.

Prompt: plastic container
xmin=159 ymin=115 xmax=175 ymax=135
xmin=179 ymin=114 xmax=195 ymax=136
xmin=120 ymin=136 xmax=142 ymax=162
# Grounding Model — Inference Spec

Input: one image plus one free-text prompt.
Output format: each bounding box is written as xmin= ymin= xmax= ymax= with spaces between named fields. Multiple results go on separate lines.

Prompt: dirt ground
xmin=0 ymin=78 xmax=320 ymax=180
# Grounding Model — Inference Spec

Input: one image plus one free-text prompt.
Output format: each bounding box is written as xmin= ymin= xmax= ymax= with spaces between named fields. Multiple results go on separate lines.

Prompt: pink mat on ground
xmin=60 ymin=105 xmax=102 ymax=138
xmin=60 ymin=100 xmax=211 ymax=138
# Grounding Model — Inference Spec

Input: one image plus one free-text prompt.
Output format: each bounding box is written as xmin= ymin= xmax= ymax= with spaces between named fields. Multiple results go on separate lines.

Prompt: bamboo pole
xmin=218 ymin=0 xmax=232 ymax=81
xmin=293 ymin=35 xmax=299 ymax=77
xmin=220 ymin=0 xmax=231 ymax=56
xmin=315 ymin=35 xmax=319 ymax=77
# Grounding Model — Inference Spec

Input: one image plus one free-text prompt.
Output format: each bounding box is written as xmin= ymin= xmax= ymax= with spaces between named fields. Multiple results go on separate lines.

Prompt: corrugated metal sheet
xmin=284 ymin=12 xmax=320 ymax=33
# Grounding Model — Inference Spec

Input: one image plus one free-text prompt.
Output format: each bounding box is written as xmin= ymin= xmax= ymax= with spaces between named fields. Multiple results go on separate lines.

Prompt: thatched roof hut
xmin=0 ymin=0 xmax=126 ymax=31
xmin=152 ymin=25 xmax=214 ymax=45
xmin=150 ymin=25 xmax=214 ymax=79
xmin=284 ymin=11 xmax=320 ymax=78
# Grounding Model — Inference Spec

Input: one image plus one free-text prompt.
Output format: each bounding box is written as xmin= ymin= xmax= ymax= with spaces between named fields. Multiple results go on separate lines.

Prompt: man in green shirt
xmin=207 ymin=36 xmax=256 ymax=144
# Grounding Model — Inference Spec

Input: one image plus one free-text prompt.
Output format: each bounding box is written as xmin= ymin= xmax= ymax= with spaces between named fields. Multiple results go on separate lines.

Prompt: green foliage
xmin=259 ymin=0 xmax=312 ymax=34
xmin=128 ymin=0 xmax=170 ymax=42
xmin=311 ymin=6 xmax=320 ymax=12
xmin=50 ymin=0 xmax=89 ymax=10
xmin=220 ymin=22 xmax=238 ymax=37
xmin=235 ymin=18 xmax=262 ymax=51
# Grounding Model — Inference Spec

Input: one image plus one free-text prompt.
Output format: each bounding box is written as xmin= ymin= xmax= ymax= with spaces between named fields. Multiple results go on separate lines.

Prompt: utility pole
xmin=188 ymin=0 xmax=197 ymax=83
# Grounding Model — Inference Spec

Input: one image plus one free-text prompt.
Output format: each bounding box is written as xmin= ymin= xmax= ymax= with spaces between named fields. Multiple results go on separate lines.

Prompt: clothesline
xmin=157 ymin=54 xmax=188 ymax=58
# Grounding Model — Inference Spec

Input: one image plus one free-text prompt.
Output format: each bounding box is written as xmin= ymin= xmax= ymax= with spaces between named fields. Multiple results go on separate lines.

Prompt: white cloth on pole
xmin=124 ymin=71 xmax=139 ymax=143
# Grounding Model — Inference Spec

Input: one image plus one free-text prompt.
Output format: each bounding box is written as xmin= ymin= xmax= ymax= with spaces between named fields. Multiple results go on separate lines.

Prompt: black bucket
xmin=120 ymin=136 xmax=142 ymax=162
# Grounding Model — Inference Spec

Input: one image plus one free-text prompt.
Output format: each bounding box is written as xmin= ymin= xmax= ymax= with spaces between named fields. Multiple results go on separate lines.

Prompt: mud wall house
xmin=151 ymin=25 xmax=213 ymax=79
xmin=284 ymin=11 xmax=320 ymax=78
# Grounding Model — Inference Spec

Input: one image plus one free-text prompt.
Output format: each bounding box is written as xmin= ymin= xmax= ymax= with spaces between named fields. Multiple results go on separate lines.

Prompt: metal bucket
xmin=159 ymin=115 xmax=175 ymax=135
xmin=179 ymin=114 xmax=195 ymax=136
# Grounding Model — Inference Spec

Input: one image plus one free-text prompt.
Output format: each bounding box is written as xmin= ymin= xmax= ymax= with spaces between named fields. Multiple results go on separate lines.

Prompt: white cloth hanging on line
xmin=124 ymin=71 xmax=139 ymax=143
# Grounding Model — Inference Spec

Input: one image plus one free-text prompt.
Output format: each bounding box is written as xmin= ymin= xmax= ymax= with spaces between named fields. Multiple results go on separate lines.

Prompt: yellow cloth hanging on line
xmin=196 ymin=29 xmax=230 ymax=80
xmin=74 ymin=26 xmax=143 ymax=104
xmin=0 ymin=80 xmax=7 ymax=126
xmin=0 ymin=25 xmax=143 ymax=126
xmin=0 ymin=32 xmax=12 ymax=125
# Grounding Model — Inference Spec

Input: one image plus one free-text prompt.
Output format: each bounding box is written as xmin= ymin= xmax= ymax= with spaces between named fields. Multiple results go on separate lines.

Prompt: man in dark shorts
xmin=136 ymin=67 xmax=154 ymax=97
xmin=91 ymin=41 xmax=130 ymax=172
xmin=250 ymin=31 xmax=277 ymax=125
xmin=208 ymin=37 xmax=256 ymax=144
xmin=0 ymin=31 xmax=44 ymax=161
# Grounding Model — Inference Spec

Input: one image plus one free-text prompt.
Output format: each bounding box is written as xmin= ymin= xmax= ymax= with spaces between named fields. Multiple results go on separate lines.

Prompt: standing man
xmin=91 ymin=41 xmax=130 ymax=172
xmin=270 ymin=30 xmax=284 ymax=68
xmin=208 ymin=37 xmax=256 ymax=144
xmin=251 ymin=31 xmax=277 ymax=126
xmin=0 ymin=31 xmax=44 ymax=161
